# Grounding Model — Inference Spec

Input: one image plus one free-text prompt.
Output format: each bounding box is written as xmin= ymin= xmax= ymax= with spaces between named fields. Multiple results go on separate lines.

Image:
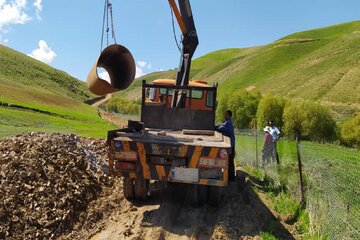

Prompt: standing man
xmin=216 ymin=110 xmax=235 ymax=181
xmin=261 ymin=126 xmax=273 ymax=167
xmin=268 ymin=120 xmax=281 ymax=164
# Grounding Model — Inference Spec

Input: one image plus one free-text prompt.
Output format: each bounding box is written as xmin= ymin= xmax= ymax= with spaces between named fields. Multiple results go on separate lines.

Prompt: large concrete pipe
xmin=87 ymin=44 xmax=136 ymax=95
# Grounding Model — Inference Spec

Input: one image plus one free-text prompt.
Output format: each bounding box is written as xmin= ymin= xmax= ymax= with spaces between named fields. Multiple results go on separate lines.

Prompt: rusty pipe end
xmin=87 ymin=44 xmax=136 ymax=96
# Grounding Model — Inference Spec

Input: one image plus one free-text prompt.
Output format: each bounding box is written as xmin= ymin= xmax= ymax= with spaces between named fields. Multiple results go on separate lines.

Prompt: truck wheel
xmin=135 ymin=177 xmax=149 ymax=200
xmin=123 ymin=177 xmax=135 ymax=199
xmin=198 ymin=185 xmax=208 ymax=206
xmin=236 ymin=171 xmax=246 ymax=192
xmin=207 ymin=186 xmax=222 ymax=206
xmin=186 ymin=184 xmax=207 ymax=206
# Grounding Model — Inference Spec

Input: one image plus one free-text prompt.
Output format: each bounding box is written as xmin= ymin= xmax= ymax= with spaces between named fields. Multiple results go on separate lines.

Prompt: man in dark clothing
xmin=215 ymin=110 xmax=236 ymax=181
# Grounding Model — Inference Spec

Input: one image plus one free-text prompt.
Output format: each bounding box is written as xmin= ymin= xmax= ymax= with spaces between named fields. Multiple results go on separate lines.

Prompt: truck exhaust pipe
xmin=87 ymin=44 xmax=136 ymax=95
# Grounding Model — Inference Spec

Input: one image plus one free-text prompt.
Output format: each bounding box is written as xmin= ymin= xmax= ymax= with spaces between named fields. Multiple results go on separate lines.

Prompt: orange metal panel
xmin=136 ymin=142 xmax=151 ymax=179
xmin=189 ymin=146 xmax=202 ymax=168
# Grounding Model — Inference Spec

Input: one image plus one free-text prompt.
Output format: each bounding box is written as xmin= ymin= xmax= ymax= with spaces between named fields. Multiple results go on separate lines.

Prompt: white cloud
xmin=0 ymin=0 xmax=43 ymax=40
xmin=0 ymin=0 xmax=31 ymax=30
xmin=135 ymin=65 xmax=144 ymax=78
xmin=0 ymin=35 xmax=8 ymax=44
xmin=135 ymin=60 xmax=153 ymax=78
xmin=27 ymin=40 xmax=57 ymax=64
xmin=136 ymin=60 xmax=147 ymax=68
xmin=33 ymin=0 xmax=42 ymax=20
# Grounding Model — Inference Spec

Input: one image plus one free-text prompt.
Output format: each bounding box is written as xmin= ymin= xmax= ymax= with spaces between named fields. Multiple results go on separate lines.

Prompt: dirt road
xmin=86 ymin=177 xmax=294 ymax=240
xmin=0 ymin=133 xmax=294 ymax=240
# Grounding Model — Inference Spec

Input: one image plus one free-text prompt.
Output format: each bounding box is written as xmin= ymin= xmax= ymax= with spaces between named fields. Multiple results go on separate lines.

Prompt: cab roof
xmin=152 ymin=79 xmax=208 ymax=87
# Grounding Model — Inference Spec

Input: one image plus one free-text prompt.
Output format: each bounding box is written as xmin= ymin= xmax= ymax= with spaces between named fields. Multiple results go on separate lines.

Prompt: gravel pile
xmin=0 ymin=132 xmax=114 ymax=239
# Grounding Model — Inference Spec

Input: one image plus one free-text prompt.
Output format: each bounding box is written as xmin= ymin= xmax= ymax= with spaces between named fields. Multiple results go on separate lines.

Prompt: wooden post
xmin=345 ymin=202 xmax=350 ymax=239
xmin=296 ymin=136 xmax=305 ymax=206
xmin=255 ymin=120 xmax=258 ymax=168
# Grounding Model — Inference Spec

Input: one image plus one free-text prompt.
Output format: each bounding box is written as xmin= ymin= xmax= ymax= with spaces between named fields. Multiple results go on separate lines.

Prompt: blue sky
xmin=1 ymin=0 xmax=360 ymax=81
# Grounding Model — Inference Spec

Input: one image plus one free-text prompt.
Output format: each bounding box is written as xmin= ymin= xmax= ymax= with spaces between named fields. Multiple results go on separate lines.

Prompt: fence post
xmin=345 ymin=202 xmax=350 ymax=240
xmin=296 ymin=136 xmax=305 ymax=206
xmin=255 ymin=121 xmax=258 ymax=168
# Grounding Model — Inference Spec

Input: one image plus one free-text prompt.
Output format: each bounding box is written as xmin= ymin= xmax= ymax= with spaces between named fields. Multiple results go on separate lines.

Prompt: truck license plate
xmin=173 ymin=167 xmax=199 ymax=183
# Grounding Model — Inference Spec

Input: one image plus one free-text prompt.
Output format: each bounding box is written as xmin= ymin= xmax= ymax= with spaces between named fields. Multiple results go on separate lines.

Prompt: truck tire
xmin=207 ymin=186 xmax=222 ymax=206
xmin=236 ymin=171 xmax=246 ymax=192
xmin=186 ymin=184 xmax=207 ymax=206
xmin=197 ymin=185 xmax=208 ymax=206
xmin=123 ymin=177 xmax=135 ymax=199
xmin=134 ymin=177 xmax=149 ymax=200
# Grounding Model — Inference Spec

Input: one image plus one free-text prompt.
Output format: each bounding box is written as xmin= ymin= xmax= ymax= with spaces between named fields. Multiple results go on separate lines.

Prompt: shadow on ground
xmin=132 ymin=170 xmax=294 ymax=239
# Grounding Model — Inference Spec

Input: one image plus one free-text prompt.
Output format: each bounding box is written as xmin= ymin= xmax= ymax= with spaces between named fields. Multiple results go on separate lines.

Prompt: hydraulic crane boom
xmin=87 ymin=0 xmax=199 ymax=106
xmin=168 ymin=0 xmax=199 ymax=107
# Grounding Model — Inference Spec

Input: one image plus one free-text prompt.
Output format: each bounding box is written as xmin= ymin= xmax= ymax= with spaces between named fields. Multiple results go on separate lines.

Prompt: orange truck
xmin=107 ymin=79 xmax=231 ymax=204
xmin=87 ymin=0 xmax=232 ymax=205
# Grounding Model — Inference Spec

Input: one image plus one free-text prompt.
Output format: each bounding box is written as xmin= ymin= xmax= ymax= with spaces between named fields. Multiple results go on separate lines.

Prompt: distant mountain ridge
xmin=120 ymin=20 xmax=360 ymax=119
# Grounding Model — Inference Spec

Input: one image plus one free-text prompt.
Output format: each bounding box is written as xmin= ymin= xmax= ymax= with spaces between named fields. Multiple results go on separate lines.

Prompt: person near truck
xmin=261 ymin=126 xmax=272 ymax=167
xmin=268 ymin=120 xmax=281 ymax=163
xmin=215 ymin=110 xmax=235 ymax=182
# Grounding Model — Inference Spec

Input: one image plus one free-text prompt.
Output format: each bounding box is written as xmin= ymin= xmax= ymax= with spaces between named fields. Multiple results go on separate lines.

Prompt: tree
xmin=341 ymin=113 xmax=360 ymax=148
xmin=216 ymin=93 xmax=229 ymax=123
xmin=216 ymin=90 xmax=262 ymax=128
xmin=283 ymin=100 xmax=337 ymax=142
xmin=106 ymin=97 xmax=141 ymax=115
xmin=256 ymin=94 xmax=285 ymax=129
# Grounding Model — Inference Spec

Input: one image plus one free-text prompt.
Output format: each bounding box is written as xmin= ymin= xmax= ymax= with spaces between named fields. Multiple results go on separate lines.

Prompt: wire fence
xmin=235 ymin=129 xmax=360 ymax=239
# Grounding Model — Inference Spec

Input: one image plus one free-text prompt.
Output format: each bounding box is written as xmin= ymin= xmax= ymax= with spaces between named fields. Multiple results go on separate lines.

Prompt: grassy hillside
xmin=123 ymin=21 xmax=360 ymax=119
xmin=114 ymin=70 xmax=176 ymax=99
xmin=0 ymin=45 xmax=115 ymax=138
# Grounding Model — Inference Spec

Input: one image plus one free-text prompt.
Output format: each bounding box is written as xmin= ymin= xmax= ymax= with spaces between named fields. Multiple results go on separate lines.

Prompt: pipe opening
xmin=97 ymin=67 xmax=110 ymax=83
xmin=87 ymin=44 xmax=136 ymax=96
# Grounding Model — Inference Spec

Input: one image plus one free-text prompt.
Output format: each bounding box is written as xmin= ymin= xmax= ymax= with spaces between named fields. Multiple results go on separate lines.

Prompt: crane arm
xmin=87 ymin=0 xmax=199 ymax=101
xmin=168 ymin=0 xmax=199 ymax=107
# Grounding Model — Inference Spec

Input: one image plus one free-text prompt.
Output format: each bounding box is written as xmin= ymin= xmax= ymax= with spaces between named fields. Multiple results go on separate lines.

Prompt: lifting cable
xmin=169 ymin=2 xmax=182 ymax=53
xmin=100 ymin=0 xmax=117 ymax=53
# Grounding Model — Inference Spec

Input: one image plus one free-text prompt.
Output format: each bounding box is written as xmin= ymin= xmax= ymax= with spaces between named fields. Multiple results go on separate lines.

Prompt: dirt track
xmin=0 ymin=133 xmax=295 ymax=240
xmin=88 ymin=180 xmax=294 ymax=240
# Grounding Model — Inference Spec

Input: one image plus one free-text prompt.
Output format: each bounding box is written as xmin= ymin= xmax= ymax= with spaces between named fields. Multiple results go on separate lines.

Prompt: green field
xmin=235 ymin=132 xmax=360 ymax=239
xmin=0 ymin=107 xmax=115 ymax=139
xmin=0 ymin=44 xmax=116 ymax=139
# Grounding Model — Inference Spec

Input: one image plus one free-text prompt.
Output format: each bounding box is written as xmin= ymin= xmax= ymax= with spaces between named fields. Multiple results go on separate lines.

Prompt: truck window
xmin=149 ymin=87 xmax=156 ymax=100
xmin=190 ymin=90 xmax=203 ymax=99
xmin=206 ymin=90 xmax=214 ymax=107
xmin=159 ymin=88 xmax=174 ymax=96
xmin=159 ymin=88 xmax=203 ymax=99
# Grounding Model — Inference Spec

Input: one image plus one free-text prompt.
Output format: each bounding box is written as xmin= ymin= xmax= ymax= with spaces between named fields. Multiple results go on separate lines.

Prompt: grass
xmin=237 ymin=132 xmax=360 ymax=239
xmin=260 ymin=231 xmax=277 ymax=240
xmin=0 ymin=45 xmax=93 ymax=102
xmin=0 ymin=44 xmax=118 ymax=139
xmin=0 ymin=108 xmax=115 ymax=139
xmin=121 ymin=20 xmax=360 ymax=120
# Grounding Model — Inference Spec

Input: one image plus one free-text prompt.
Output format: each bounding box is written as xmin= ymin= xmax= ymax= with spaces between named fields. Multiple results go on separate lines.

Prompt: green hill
xmin=122 ymin=21 xmax=360 ymax=119
xmin=0 ymin=44 xmax=115 ymax=138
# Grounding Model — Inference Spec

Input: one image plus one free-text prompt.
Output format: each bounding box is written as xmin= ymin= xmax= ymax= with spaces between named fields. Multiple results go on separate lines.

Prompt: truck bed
xmin=113 ymin=128 xmax=231 ymax=148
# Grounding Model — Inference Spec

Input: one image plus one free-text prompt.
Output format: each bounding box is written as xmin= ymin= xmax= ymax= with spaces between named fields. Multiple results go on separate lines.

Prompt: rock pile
xmin=0 ymin=132 xmax=114 ymax=239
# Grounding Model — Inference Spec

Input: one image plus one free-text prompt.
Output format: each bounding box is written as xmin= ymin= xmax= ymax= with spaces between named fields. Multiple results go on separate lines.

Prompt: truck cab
xmin=146 ymin=79 xmax=215 ymax=111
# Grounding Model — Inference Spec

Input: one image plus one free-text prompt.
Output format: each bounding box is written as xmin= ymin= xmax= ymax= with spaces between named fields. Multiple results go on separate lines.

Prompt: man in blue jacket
xmin=215 ymin=110 xmax=235 ymax=181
